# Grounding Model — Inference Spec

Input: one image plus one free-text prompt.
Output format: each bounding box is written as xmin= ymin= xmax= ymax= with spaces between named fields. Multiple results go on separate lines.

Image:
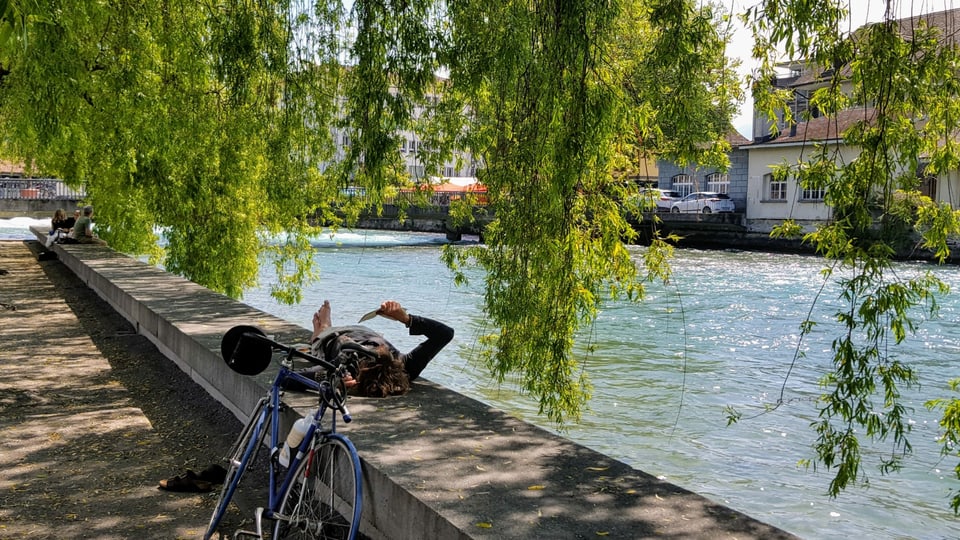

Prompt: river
xmin=4 ymin=218 xmax=959 ymax=539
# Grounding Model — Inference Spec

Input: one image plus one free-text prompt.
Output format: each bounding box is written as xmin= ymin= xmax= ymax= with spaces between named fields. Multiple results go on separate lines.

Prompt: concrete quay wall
xmin=30 ymin=226 xmax=799 ymax=540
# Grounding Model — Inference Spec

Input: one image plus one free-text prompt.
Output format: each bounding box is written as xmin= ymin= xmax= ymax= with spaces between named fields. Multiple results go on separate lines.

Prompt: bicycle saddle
xmin=221 ymin=325 xmax=273 ymax=375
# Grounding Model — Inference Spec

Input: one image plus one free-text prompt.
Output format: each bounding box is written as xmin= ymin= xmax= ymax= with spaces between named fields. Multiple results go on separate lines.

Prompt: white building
xmin=744 ymin=7 xmax=960 ymax=232
xmin=329 ymin=91 xmax=479 ymax=182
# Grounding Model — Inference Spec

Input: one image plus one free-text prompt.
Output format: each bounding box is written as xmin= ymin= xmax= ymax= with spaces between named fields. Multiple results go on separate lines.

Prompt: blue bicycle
xmin=204 ymin=325 xmax=371 ymax=540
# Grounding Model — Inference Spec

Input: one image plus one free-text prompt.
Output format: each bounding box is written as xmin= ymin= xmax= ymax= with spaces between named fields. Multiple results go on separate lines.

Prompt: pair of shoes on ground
xmin=158 ymin=464 xmax=228 ymax=493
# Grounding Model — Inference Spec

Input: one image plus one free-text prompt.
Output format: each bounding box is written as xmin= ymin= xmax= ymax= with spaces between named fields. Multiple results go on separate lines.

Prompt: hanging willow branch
xmin=742 ymin=0 xmax=960 ymax=511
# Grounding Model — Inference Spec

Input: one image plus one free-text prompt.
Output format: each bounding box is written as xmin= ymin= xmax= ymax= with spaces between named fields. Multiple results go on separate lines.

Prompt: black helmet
xmin=220 ymin=325 xmax=272 ymax=375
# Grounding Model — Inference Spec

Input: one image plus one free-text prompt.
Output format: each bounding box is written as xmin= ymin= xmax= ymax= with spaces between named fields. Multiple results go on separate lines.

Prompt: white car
xmin=670 ymin=192 xmax=735 ymax=214
xmin=637 ymin=188 xmax=681 ymax=212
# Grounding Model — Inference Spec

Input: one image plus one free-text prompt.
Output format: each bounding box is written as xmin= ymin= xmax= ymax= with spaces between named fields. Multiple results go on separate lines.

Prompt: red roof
xmin=725 ymin=129 xmax=751 ymax=147
xmin=422 ymin=182 xmax=486 ymax=192
xmin=402 ymin=182 xmax=487 ymax=193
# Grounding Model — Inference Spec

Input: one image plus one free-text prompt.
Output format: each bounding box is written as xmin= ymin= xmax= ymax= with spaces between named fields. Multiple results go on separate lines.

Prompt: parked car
xmin=637 ymin=188 xmax=681 ymax=212
xmin=670 ymin=192 xmax=735 ymax=214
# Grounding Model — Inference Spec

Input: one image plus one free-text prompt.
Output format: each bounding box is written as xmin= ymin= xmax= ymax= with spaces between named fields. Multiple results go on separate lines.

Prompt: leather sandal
xmin=157 ymin=463 xmax=227 ymax=492
xmin=158 ymin=474 xmax=213 ymax=493
xmin=194 ymin=464 xmax=227 ymax=484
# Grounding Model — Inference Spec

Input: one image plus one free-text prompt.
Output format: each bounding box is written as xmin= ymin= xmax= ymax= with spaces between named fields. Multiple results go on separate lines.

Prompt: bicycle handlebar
xmin=240 ymin=332 xmax=338 ymax=371
xmin=223 ymin=327 xmax=379 ymax=423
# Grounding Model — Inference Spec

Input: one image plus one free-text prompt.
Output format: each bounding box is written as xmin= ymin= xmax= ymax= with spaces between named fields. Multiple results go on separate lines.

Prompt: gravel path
xmin=0 ymin=240 xmax=248 ymax=539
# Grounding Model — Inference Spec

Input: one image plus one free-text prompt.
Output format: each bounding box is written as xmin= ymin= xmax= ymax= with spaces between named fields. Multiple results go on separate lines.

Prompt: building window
xmin=672 ymin=174 xmax=693 ymax=197
xmin=918 ymin=163 xmax=937 ymax=199
xmin=920 ymin=175 xmax=937 ymax=199
xmin=800 ymin=185 xmax=825 ymax=201
xmin=407 ymin=165 xmax=425 ymax=179
xmin=706 ymin=172 xmax=729 ymax=194
xmin=764 ymin=173 xmax=786 ymax=201
xmin=793 ymin=94 xmax=809 ymax=120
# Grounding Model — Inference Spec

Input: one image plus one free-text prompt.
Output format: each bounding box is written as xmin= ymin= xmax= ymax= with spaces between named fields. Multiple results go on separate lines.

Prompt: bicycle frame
xmin=205 ymin=331 xmax=363 ymax=540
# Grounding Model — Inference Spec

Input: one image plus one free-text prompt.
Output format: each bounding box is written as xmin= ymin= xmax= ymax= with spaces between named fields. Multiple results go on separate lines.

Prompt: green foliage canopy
xmin=439 ymin=0 xmax=735 ymax=424
xmin=0 ymin=0 xmax=349 ymax=301
xmin=5 ymin=0 xmax=960 ymax=512
xmin=0 ymin=0 xmax=736 ymax=425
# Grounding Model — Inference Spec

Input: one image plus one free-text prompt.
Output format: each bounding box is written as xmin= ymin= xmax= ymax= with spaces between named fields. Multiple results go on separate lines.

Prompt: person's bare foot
xmin=311 ymin=300 xmax=332 ymax=341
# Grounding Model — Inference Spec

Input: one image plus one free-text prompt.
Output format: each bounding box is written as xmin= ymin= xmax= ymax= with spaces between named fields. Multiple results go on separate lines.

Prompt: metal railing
xmin=0 ymin=178 xmax=87 ymax=200
xmin=391 ymin=190 xmax=488 ymax=207
xmin=0 ymin=179 xmax=490 ymax=206
xmin=342 ymin=186 xmax=489 ymax=208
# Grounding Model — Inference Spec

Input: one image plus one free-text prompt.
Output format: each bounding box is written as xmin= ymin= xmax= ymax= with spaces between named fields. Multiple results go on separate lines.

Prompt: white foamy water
xmin=0 ymin=217 xmax=51 ymax=240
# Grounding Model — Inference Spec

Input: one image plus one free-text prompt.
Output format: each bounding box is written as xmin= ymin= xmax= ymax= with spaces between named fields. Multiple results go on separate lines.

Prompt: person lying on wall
xmin=291 ymin=299 xmax=455 ymax=397
xmin=158 ymin=300 xmax=454 ymax=493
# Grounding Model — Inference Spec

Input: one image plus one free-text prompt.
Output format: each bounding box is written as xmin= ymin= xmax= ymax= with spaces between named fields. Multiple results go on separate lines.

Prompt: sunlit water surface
xmin=4 ymin=218 xmax=959 ymax=539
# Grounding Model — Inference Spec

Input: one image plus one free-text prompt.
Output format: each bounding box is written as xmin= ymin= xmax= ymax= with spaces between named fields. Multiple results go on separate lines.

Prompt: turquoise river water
xmin=4 ymin=217 xmax=959 ymax=539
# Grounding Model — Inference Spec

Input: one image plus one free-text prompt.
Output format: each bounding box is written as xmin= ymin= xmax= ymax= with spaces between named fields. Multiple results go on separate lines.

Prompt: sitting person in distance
xmin=72 ymin=205 xmax=107 ymax=245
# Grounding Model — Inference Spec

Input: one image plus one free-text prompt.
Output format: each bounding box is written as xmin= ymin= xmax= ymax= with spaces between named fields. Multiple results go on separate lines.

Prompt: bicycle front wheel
xmin=273 ymin=434 xmax=362 ymax=540
xmin=205 ymin=397 xmax=271 ymax=540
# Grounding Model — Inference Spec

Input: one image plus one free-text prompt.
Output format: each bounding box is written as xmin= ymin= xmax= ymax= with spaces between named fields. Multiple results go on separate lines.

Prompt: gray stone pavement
xmin=0 ymin=240 xmax=246 ymax=539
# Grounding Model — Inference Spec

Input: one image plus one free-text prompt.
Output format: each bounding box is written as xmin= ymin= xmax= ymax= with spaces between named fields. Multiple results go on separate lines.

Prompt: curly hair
xmin=352 ymin=344 xmax=410 ymax=397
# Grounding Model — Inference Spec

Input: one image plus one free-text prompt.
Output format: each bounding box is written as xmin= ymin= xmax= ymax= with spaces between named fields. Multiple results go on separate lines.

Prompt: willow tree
xmin=738 ymin=0 xmax=960 ymax=512
xmin=5 ymin=0 xmax=960 ymax=511
xmin=0 ymin=0 xmax=735 ymax=424
xmin=0 ymin=0 xmax=348 ymax=300
xmin=437 ymin=0 xmax=740 ymax=425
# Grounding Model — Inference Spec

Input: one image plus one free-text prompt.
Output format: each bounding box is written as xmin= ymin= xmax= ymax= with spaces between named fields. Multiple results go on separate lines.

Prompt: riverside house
xmin=736 ymin=7 xmax=960 ymax=234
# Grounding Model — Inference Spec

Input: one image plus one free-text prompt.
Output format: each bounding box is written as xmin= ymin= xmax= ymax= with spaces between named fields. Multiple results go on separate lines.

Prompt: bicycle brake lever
xmin=336 ymin=373 xmax=353 ymax=423
xmin=322 ymin=368 xmax=353 ymax=423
